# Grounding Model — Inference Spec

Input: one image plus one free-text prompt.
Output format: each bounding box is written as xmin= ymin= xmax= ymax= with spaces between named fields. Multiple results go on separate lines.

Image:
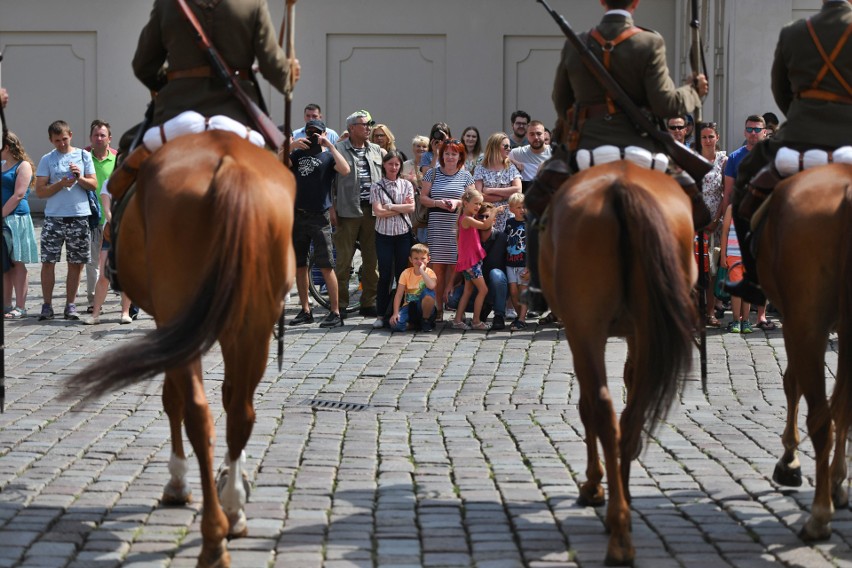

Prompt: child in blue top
xmin=504 ymin=193 xmax=528 ymax=330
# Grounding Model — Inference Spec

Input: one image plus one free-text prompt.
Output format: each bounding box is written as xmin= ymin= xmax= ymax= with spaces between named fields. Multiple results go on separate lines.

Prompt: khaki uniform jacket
xmin=133 ymin=0 xmax=290 ymax=126
xmin=332 ymin=139 xmax=384 ymax=218
xmin=552 ymin=13 xmax=702 ymax=152
xmin=770 ymin=0 xmax=852 ymax=149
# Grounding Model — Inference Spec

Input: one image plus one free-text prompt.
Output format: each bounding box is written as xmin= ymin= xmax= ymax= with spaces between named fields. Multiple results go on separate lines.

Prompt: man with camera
xmin=288 ymin=119 xmax=350 ymax=328
xmin=34 ymin=120 xmax=98 ymax=321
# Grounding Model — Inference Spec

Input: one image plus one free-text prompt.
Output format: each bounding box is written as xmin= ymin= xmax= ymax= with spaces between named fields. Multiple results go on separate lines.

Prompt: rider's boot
xmin=725 ymin=164 xmax=782 ymax=305
xmin=108 ymin=145 xmax=151 ymax=202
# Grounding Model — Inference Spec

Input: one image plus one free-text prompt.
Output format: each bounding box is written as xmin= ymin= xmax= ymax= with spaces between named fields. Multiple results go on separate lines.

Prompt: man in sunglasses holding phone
xmin=727 ymin=0 xmax=852 ymax=305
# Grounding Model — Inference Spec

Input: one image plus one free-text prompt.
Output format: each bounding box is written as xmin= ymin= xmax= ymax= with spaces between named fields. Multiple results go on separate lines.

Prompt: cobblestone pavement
xmin=0 ymin=264 xmax=850 ymax=568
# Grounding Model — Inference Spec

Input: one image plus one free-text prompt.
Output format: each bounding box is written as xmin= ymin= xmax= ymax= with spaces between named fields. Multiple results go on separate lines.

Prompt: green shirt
xmin=90 ymin=150 xmax=117 ymax=226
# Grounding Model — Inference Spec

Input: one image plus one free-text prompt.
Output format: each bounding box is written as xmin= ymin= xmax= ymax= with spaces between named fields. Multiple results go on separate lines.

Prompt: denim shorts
xmin=506 ymin=266 xmax=527 ymax=285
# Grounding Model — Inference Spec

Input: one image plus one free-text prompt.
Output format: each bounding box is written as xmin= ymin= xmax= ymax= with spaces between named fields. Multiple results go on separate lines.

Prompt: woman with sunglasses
xmin=370 ymin=124 xmax=397 ymax=155
xmin=473 ymin=133 xmax=521 ymax=232
xmin=420 ymin=138 xmax=474 ymax=320
xmin=420 ymin=122 xmax=451 ymax=176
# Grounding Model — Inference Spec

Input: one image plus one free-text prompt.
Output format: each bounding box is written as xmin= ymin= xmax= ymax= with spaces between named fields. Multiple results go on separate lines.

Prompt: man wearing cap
xmin=332 ymin=110 xmax=383 ymax=317
xmin=289 ymin=119 xmax=350 ymax=328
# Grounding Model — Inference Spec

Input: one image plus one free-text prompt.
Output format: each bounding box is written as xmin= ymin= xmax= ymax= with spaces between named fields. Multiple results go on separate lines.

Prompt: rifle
xmin=175 ymin=0 xmax=285 ymax=151
xmin=536 ymin=0 xmax=712 ymax=181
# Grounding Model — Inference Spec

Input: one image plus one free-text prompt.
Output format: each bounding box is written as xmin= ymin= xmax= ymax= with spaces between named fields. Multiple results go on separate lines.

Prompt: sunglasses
xmin=444 ymin=139 xmax=461 ymax=145
xmin=667 ymin=125 xmax=687 ymax=131
xmin=353 ymin=120 xmax=375 ymax=127
xmin=501 ymin=144 xmax=511 ymax=149
xmin=745 ymin=126 xmax=764 ymax=133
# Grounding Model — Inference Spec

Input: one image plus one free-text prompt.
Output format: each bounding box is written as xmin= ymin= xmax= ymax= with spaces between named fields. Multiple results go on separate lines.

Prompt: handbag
xmin=713 ymin=264 xmax=731 ymax=301
xmin=378 ymin=179 xmax=419 ymax=243
xmin=413 ymin=187 xmax=429 ymax=226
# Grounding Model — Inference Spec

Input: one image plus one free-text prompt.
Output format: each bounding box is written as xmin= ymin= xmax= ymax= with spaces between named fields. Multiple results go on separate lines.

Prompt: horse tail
xmin=610 ymin=178 xmax=695 ymax=431
xmin=831 ymin=181 xmax=852 ymax=435
xmin=64 ymin=155 xmax=282 ymax=403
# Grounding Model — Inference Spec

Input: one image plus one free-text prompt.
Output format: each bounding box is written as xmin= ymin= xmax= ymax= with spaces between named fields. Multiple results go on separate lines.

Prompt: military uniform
xmin=552 ymin=12 xmax=702 ymax=153
xmin=729 ymin=0 xmax=852 ymax=304
xmin=734 ymin=0 xmax=852 ymax=191
xmin=133 ymin=0 xmax=291 ymax=127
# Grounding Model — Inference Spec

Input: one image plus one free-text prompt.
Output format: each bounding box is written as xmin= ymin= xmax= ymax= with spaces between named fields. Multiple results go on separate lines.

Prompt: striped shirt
xmin=370 ymin=178 xmax=415 ymax=236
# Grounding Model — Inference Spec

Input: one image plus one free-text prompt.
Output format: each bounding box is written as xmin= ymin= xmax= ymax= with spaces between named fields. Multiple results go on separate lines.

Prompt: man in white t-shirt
xmin=34 ymin=120 xmax=98 ymax=321
xmin=509 ymin=120 xmax=552 ymax=192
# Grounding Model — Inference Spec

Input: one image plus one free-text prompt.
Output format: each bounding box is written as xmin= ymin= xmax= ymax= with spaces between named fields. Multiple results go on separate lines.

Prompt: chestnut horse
xmin=65 ymin=131 xmax=296 ymax=567
xmin=756 ymin=163 xmax=852 ymax=541
xmin=540 ymin=162 xmax=697 ymax=565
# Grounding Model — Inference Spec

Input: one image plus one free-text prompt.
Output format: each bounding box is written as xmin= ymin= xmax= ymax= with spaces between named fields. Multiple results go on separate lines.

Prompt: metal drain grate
xmin=303 ymin=399 xmax=371 ymax=412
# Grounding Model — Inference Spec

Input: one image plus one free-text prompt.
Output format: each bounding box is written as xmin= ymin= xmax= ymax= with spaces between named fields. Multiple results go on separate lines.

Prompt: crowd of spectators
xmin=287 ymin=103 xmax=540 ymax=332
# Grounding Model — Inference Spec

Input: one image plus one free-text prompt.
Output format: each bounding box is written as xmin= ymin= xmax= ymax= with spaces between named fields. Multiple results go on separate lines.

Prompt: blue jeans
xmin=375 ymin=231 xmax=413 ymax=317
xmin=447 ymin=268 xmax=507 ymax=318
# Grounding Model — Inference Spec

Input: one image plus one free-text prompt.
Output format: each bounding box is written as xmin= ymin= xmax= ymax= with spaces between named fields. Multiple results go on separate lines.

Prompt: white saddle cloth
xmin=142 ymin=110 xmax=265 ymax=152
xmin=576 ymin=145 xmax=669 ymax=173
xmin=775 ymin=146 xmax=852 ymax=177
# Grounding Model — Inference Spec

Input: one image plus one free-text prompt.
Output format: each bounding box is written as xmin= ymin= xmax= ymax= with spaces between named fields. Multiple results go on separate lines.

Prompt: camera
xmin=308 ymin=133 xmax=320 ymax=146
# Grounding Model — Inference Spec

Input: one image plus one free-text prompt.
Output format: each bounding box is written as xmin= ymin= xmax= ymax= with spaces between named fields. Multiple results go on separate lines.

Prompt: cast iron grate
xmin=303 ymin=399 xmax=371 ymax=412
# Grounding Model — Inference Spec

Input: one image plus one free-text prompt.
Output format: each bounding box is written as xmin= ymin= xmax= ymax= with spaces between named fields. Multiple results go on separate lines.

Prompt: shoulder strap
xmin=805 ymin=17 xmax=852 ymax=98
xmin=589 ymin=26 xmax=643 ymax=114
xmin=377 ymin=180 xmax=413 ymax=231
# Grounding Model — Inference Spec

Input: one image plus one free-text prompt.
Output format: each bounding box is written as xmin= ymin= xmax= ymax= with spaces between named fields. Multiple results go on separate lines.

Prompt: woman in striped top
xmin=371 ymin=151 xmax=416 ymax=328
xmin=420 ymin=139 xmax=475 ymax=320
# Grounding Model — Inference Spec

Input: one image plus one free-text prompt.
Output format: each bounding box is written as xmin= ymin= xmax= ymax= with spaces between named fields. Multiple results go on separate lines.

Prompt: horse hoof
xmin=773 ymin=463 xmax=803 ymax=487
xmin=198 ymin=539 xmax=230 ymax=568
xmin=799 ymin=519 xmax=832 ymax=542
xmin=161 ymin=482 xmax=192 ymax=506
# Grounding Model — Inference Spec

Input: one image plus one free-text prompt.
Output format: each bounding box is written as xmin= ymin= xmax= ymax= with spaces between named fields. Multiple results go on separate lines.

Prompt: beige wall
xmin=0 ymin=0 xmax=823 ymax=178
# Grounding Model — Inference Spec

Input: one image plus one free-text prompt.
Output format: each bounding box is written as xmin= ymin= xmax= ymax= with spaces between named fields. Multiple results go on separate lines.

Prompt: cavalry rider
xmin=727 ymin=0 xmax=852 ymax=305
xmin=112 ymin=0 xmax=301 ymax=191
xmin=524 ymin=0 xmax=709 ymax=301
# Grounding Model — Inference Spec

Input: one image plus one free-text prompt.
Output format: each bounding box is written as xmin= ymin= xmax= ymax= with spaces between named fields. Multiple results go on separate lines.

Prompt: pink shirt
xmin=456 ymin=215 xmax=485 ymax=272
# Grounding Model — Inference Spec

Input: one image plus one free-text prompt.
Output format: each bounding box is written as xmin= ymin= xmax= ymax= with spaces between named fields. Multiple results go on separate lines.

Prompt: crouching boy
xmin=389 ymin=243 xmax=438 ymax=332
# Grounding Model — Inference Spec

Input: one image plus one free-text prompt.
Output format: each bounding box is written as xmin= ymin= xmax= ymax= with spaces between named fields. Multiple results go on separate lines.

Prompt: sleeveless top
xmin=1 ymin=162 xmax=31 ymax=216
xmin=456 ymin=215 xmax=485 ymax=272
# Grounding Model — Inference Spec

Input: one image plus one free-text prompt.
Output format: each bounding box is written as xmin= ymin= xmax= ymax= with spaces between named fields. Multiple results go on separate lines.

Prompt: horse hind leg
xmin=773 ymin=368 xmax=803 ymax=487
xmin=217 ymin=334 xmax=270 ymax=539
xmin=830 ymin=421 xmax=849 ymax=509
xmin=178 ymin=359 xmax=230 ymax=568
xmin=162 ymin=374 xmax=193 ymax=505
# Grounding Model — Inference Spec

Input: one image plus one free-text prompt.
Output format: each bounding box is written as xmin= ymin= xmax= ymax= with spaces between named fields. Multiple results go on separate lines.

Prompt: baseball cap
xmin=346 ymin=110 xmax=375 ymax=127
xmin=305 ymin=119 xmax=326 ymax=133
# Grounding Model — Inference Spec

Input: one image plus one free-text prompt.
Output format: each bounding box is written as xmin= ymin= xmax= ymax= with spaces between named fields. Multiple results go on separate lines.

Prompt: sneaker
xmin=505 ymin=307 xmax=518 ymax=319
xmin=740 ymin=320 xmax=754 ymax=334
xmin=420 ymin=321 xmax=434 ymax=332
xmin=491 ymin=314 xmax=506 ymax=331
xmin=64 ymin=304 xmax=80 ymax=320
xmin=372 ymin=317 xmax=384 ymax=329
xmin=319 ymin=312 xmax=343 ymax=328
xmin=38 ymin=303 xmax=54 ymax=321
xmin=728 ymin=320 xmax=741 ymax=334
xmin=289 ymin=309 xmax=314 ymax=326
xmin=129 ymin=304 xmax=140 ymax=320
xmin=120 ymin=314 xmax=133 ymax=324
xmin=82 ymin=315 xmax=101 ymax=326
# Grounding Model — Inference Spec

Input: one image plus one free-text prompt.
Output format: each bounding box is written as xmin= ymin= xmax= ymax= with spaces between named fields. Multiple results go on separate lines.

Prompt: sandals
xmin=755 ymin=319 xmax=777 ymax=330
xmin=510 ymin=319 xmax=528 ymax=331
xmin=5 ymin=307 xmax=26 ymax=319
xmin=452 ymin=320 xmax=471 ymax=330
xmin=705 ymin=315 xmax=722 ymax=328
xmin=470 ymin=321 xmax=491 ymax=331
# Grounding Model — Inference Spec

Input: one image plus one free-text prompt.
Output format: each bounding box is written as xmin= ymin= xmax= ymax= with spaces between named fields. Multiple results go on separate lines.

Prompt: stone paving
xmin=0 ymin=264 xmax=850 ymax=568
